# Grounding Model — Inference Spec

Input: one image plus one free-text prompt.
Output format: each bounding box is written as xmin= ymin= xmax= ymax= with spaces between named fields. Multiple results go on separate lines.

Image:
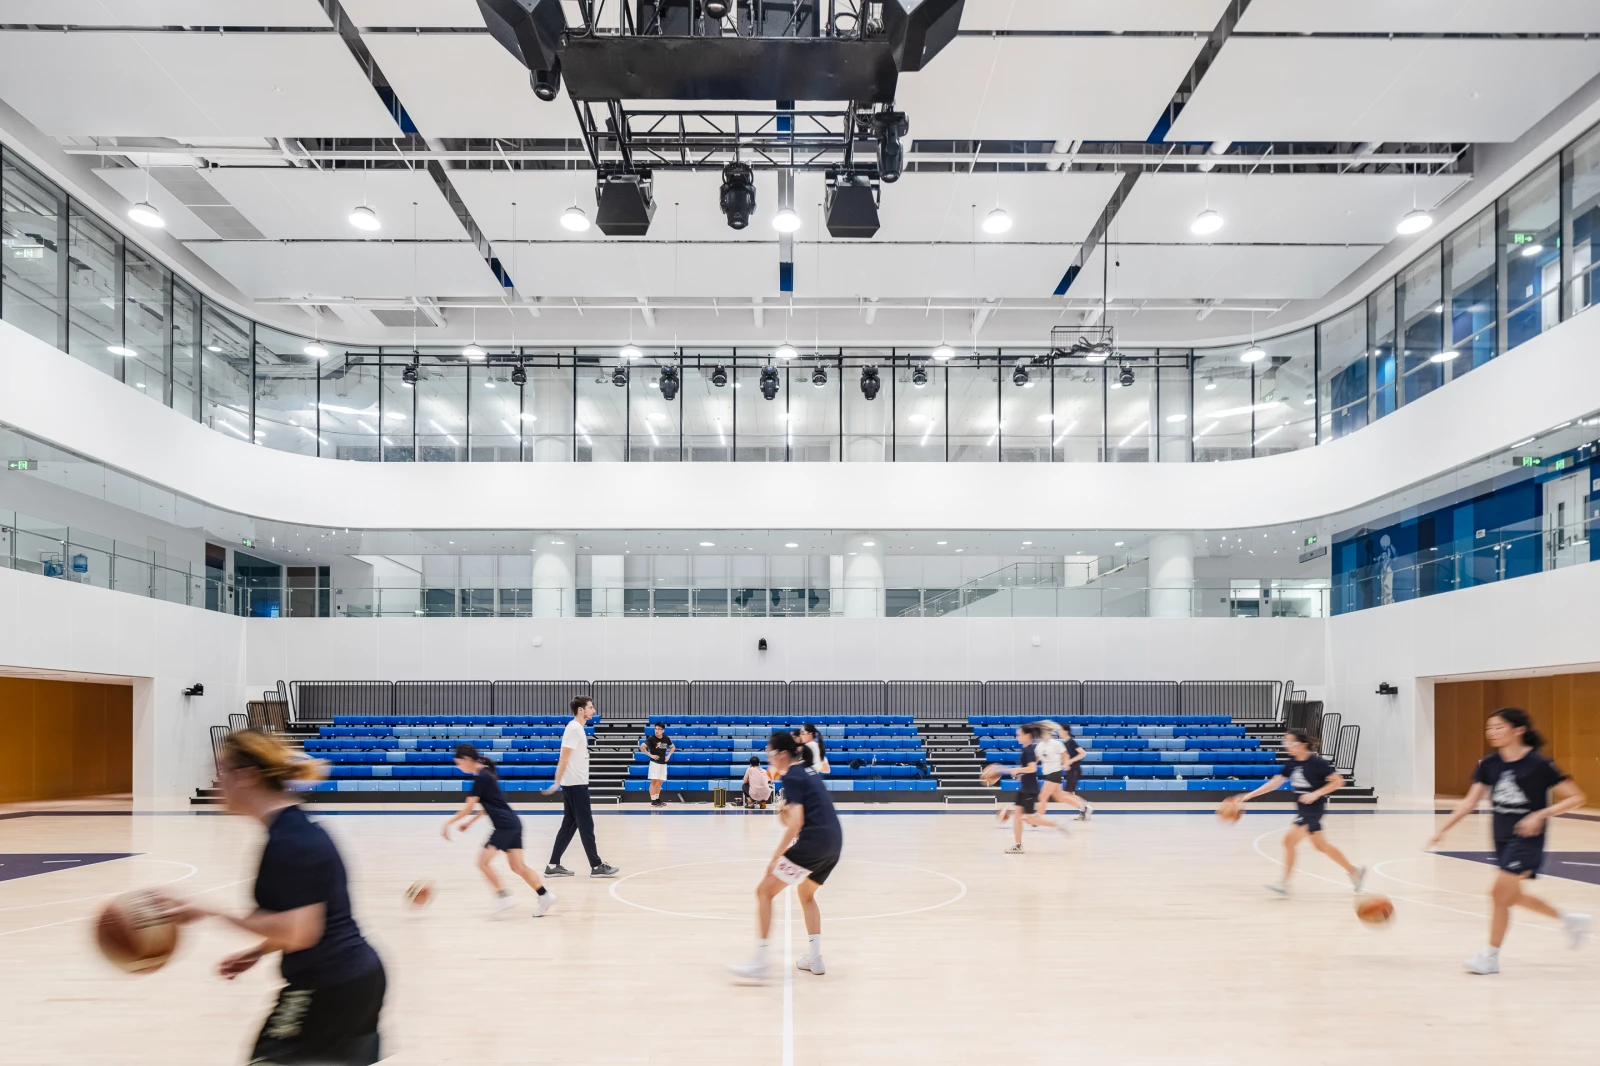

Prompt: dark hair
xmin=454 ymin=742 xmax=496 ymax=775
xmin=769 ymin=730 xmax=810 ymax=765
xmin=1018 ymin=723 xmax=1043 ymax=741
xmin=1285 ymin=729 xmax=1315 ymax=750
xmin=800 ymin=723 xmax=827 ymax=761
xmin=1490 ymin=707 xmax=1544 ymax=750
xmin=651 ymin=721 xmax=665 ymax=730
xmin=748 ymin=755 xmax=761 ymax=767
xmin=571 ymin=695 xmax=593 ymax=715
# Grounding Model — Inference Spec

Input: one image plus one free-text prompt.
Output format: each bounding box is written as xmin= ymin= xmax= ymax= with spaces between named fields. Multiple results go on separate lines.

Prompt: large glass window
xmin=171 ymin=281 xmax=199 ymax=420
xmin=380 ymin=360 xmax=415 ymax=462
xmin=320 ymin=353 xmax=380 ymax=462
xmin=416 ymin=356 xmax=466 ymax=462
xmin=1369 ymin=280 xmax=1397 ymax=420
xmin=630 ymin=353 xmax=681 ymax=462
xmin=122 ymin=247 xmax=167 ymax=402
xmin=1566 ymin=124 xmax=1600 ymax=317
xmin=1193 ymin=350 xmax=1251 ymax=461
xmin=1 ymin=153 xmax=63 ymax=348
xmin=1397 ymin=248 xmax=1443 ymax=405
xmin=895 ymin=356 xmax=944 ymax=461
xmin=1252 ymin=329 xmax=1315 ymax=455
xmin=1501 ymin=159 xmax=1561 ymax=351
xmin=1318 ymin=303 xmax=1367 ymax=441
xmin=1156 ymin=356 xmax=1192 ymax=462
xmin=1000 ymin=356 xmax=1051 ymax=462
xmin=575 ymin=352 xmax=627 ymax=461
xmin=788 ymin=357 xmax=838 ymax=462
xmin=1106 ymin=356 xmax=1156 ymax=463
xmin=254 ymin=323 xmax=319 ymax=457
xmin=66 ymin=206 xmax=120 ymax=377
xmin=734 ymin=358 xmax=787 ymax=461
xmin=842 ymin=350 xmax=891 ymax=462
xmin=522 ymin=356 xmax=573 ymax=462
xmin=1444 ymin=206 xmax=1496 ymax=374
xmin=948 ymin=358 xmax=997 ymax=462
xmin=469 ymin=357 xmax=522 ymax=462
xmin=199 ymin=302 xmax=252 ymax=443
xmin=682 ymin=351 xmax=732 ymax=462
xmin=1053 ymin=364 xmax=1103 ymax=462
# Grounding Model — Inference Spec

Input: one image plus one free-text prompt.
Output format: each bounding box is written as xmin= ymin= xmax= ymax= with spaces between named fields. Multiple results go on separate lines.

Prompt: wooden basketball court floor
xmin=2 ymin=802 xmax=1597 ymax=1066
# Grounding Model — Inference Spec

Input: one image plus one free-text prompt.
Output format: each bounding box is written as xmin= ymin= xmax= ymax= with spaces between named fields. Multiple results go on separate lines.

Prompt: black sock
xmin=536 ymin=886 xmax=547 ymax=896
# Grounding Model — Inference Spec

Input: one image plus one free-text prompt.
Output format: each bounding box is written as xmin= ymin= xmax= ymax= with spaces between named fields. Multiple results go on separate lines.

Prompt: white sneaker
xmin=1464 ymin=950 xmax=1500 ymax=975
xmin=491 ymin=894 xmax=517 ymax=919
xmin=1077 ymin=804 xmax=1093 ymax=822
xmin=1264 ymin=882 xmax=1288 ymax=896
xmin=533 ymin=892 xmax=556 ymax=918
xmin=728 ymin=959 xmax=770 ymax=981
xmin=1350 ymin=865 xmax=1369 ymax=893
xmin=1562 ymin=913 xmax=1592 ymax=950
xmin=1005 ymin=843 xmax=1024 ymax=854
xmin=796 ymin=955 xmax=826 ymax=976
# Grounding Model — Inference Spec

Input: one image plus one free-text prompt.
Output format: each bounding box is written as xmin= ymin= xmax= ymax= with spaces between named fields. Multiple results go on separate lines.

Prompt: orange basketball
xmin=1355 ymin=894 xmax=1395 ymax=924
xmin=1216 ymin=801 xmax=1243 ymax=824
xmin=404 ymin=881 xmax=433 ymax=908
xmin=980 ymin=764 xmax=1002 ymax=786
xmin=94 ymin=890 xmax=179 ymax=974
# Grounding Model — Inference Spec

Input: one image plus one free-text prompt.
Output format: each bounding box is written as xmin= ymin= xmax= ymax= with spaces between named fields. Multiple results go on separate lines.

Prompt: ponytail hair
xmin=801 ymin=723 xmax=826 ymax=762
xmin=222 ymin=730 xmax=326 ymax=791
xmin=769 ymin=730 xmax=809 ymax=765
xmin=1491 ymin=707 xmax=1544 ymax=750
xmin=1019 ymin=723 xmax=1044 ymax=742
xmin=454 ymin=742 xmax=497 ymax=775
xmin=1039 ymin=719 xmax=1070 ymax=740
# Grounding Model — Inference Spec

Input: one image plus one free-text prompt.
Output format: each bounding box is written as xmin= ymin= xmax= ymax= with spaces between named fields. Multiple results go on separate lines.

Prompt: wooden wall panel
xmin=1435 ymin=672 xmax=1600 ymax=802
xmin=0 ymin=676 xmax=133 ymax=802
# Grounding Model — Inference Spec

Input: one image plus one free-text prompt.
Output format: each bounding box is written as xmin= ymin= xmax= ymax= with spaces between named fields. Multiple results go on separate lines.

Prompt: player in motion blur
xmin=1429 ymin=707 xmax=1591 ymax=975
xmin=444 ymin=742 xmax=555 ymax=919
xmin=157 ymin=731 xmax=386 ymax=1064
xmin=1221 ymin=729 xmax=1367 ymax=895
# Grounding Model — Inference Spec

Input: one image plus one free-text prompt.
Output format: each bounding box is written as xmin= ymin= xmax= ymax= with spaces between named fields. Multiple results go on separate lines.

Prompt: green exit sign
xmin=6 ymin=459 xmax=35 ymax=471
xmin=1303 ymin=535 xmax=1318 ymax=547
xmin=241 ymin=538 xmax=256 ymax=548
xmin=1513 ymin=455 xmax=1542 ymax=467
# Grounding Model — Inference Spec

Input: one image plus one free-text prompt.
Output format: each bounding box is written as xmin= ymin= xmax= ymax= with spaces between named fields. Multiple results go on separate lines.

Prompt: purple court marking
xmin=1438 ymin=851 xmax=1600 ymax=886
xmin=0 ymin=854 xmax=137 ymax=883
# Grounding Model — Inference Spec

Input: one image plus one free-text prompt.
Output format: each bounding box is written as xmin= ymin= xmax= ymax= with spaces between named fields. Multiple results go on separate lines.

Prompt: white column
xmin=529 ymin=375 xmax=572 ymax=462
xmin=589 ymin=554 xmax=624 ymax=617
xmin=841 ymin=533 xmax=885 ymax=617
xmin=531 ymin=534 xmax=576 ymax=618
xmin=1147 ymin=533 xmax=1195 ymax=617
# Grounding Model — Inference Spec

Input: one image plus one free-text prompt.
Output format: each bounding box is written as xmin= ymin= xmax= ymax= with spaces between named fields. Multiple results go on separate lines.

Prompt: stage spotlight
xmin=1011 ymin=362 xmax=1029 ymax=387
xmin=710 ymin=364 xmax=729 ymax=387
xmin=811 ymin=365 xmax=828 ymax=388
xmin=659 ymin=364 xmax=681 ymax=400
xmin=911 ymin=364 xmax=928 ymax=388
xmin=1118 ymin=364 xmax=1135 ymax=388
xmin=704 ymin=0 xmax=731 ymax=16
xmin=719 ymin=162 xmax=756 ymax=231
xmin=596 ymin=168 xmax=656 ymax=236
xmin=530 ymin=58 xmax=561 ymax=102
xmin=401 ymin=361 xmax=419 ymax=388
xmin=873 ymin=110 xmax=909 ymax=183
xmin=825 ymin=172 xmax=880 ymax=239
xmin=860 ymin=365 xmax=881 ymax=400
xmin=511 ymin=362 xmax=527 ymax=387
xmin=760 ymin=365 xmax=780 ymax=400
xmin=611 ymin=365 xmax=629 ymax=388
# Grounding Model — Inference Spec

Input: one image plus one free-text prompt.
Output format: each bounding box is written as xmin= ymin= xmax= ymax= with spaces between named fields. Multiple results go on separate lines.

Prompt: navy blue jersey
xmin=781 ymin=764 xmax=843 ymax=854
xmin=471 ymin=769 xmax=519 ymax=831
xmin=254 ymin=805 xmax=379 ymax=986
xmin=1474 ymin=752 xmax=1566 ymax=842
xmin=1282 ymin=754 xmax=1335 ymax=808
xmin=1017 ymin=743 xmax=1039 ymax=795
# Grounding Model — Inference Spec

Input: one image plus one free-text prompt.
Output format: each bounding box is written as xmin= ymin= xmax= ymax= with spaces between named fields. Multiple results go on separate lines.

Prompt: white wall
xmin=5 ymin=308 xmax=1600 ymax=532
xmin=0 ymin=566 xmax=249 ymax=804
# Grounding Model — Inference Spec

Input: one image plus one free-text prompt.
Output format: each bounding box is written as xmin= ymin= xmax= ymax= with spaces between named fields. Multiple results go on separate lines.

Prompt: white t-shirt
xmin=805 ymin=740 xmax=826 ymax=770
xmin=559 ymin=717 xmax=590 ymax=786
xmin=1038 ymin=738 xmax=1067 ymax=775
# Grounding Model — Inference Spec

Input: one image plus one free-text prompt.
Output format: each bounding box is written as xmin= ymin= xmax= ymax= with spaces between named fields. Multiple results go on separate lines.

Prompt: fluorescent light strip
xmin=1116 ymin=420 xmax=1150 ymax=448
xmin=1051 ymin=420 xmax=1078 ymax=447
xmin=1253 ymin=424 xmax=1283 ymax=446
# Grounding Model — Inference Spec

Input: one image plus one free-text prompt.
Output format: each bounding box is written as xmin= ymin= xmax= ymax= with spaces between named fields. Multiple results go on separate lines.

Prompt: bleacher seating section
xmin=626 ymin=715 xmax=936 ymax=795
xmin=972 ymin=715 xmax=1287 ymax=793
xmin=300 ymin=716 xmax=589 ymax=792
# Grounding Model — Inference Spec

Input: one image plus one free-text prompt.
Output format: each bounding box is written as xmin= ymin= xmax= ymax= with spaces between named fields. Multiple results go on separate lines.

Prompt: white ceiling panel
xmin=204 ymin=168 xmax=467 ymax=240
xmin=363 ymin=33 xmax=580 ymax=138
xmin=341 ymin=0 xmax=485 ymax=26
xmin=0 ymin=32 xmax=399 ymax=137
xmin=1070 ymin=244 xmax=1379 ymax=300
xmin=0 ymin=0 xmax=329 ymax=23
xmin=795 ymin=242 xmax=1075 ymax=298
xmin=495 ymin=242 xmax=778 ymax=298
xmin=187 ymin=241 xmax=503 ymax=299
xmin=962 ymin=0 xmax=1230 ymax=31
xmin=1170 ymin=38 xmax=1600 ymax=143
xmin=856 ymin=171 xmax=1121 ymax=244
xmin=895 ymin=36 xmax=1205 ymax=141
xmin=91 ymin=167 xmax=218 ymax=240
xmin=1239 ymin=0 xmax=1600 ymax=33
xmin=1114 ymin=173 xmax=1468 ymax=245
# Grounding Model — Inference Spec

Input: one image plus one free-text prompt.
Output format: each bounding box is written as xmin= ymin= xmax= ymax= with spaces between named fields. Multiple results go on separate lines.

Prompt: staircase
xmin=1244 ymin=724 xmax=1376 ymax=805
xmin=190 ymin=726 xmax=306 ymax=806
xmin=919 ymin=720 xmax=995 ymax=803
xmin=589 ymin=718 xmax=642 ymax=803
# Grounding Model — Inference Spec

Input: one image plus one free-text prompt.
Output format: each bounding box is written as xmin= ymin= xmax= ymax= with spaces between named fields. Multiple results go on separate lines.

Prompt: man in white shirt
xmin=543 ymin=695 xmax=619 ymax=877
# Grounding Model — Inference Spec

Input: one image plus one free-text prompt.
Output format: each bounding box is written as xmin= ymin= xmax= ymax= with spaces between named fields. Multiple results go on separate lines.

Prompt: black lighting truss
xmin=571 ymin=100 xmax=881 ymax=173
xmin=1047 ymin=325 xmax=1122 ymax=365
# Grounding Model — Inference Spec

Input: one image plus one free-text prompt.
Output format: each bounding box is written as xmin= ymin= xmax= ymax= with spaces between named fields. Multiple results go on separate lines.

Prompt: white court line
xmin=781 ymin=889 xmax=794 ymax=1066
xmin=607 ymin=858 xmax=967 ymax=923
xmin=0 ymin=875 xmax=249 ymax=940
xmin=0 ymin=859 xmax=199 ymax=913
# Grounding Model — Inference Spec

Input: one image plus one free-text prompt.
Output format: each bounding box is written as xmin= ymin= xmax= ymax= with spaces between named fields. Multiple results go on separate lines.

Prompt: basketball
xmin=404 ymin=881 xmax=434 ymax=908
xmin=94 ymin=890 xmax=179 ymax=974
xmin=1217 ymin=801 xmax=1243 ymax=824
xmin=980 ymin=764 xmax=1002 ymax=786
xmin=1355 ymin=894 xmax=1395 ymax=924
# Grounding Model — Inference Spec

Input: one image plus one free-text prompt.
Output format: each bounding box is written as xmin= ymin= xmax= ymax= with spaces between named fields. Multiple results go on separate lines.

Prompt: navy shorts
xmin=1495 ymin=835 xmax=1545 ymax=878
xmin=486 ymin=824 xmax=524 ymax=852
xmin=1014 ymin=792 xmax=1039 ymax=815
xmin=251 ymin=963 xmax=385 ymax=1065
xmin=782 ymin=843 xmax=841 ymax=886
xmin=1290 ymin=802 xmax=1325 ymax=834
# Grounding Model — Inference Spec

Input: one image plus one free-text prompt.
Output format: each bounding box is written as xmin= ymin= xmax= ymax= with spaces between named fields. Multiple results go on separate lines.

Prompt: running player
xmin=1428 ymin=707 xmax=1591 ymax=974
xmin=1001 ymin=723 xmax=1062 ymax=853
xmin=1037 ymin=720 xmax=1092 ymax=822
xmin=797 ymin=723 xmax=830 ymax=773
xmin=444 ymin=743 xmax=555 ymax=919
xmin=640 ymin=722 xmax=676 ymax=807
xmin=729 ymin=732 xmax=843 ymax=981
xmin=154 ymin=731 xmax=386 ymax=1065
xmin=1220 ymin=730 xmax=1366 ymax=895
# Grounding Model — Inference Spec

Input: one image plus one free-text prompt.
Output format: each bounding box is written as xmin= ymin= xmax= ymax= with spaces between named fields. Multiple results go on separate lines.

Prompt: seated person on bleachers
xmin=743 ymin=757 xmax=773 ymax=808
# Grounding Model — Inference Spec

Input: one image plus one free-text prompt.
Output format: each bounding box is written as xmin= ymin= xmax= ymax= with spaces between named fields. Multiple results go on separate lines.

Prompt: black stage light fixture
xmin=1011 ymin=362 xmax=1029 ymax=388
xmin=811 ymin=364 xmax=828 ymax=388
xmin=478 ymin=0 xmax=564 ymax=78
xmin=612 ymin=365 xmax=629 ymax=387
xmin=710 ymin=364 xmax=729 ymax=387
xmin=596 ymin=168 xmax=656 ymax=237
xmin=759 ymin=365 xmax=780 ymax=400
xmin=704 ymin=0 xmax=731 ymax=19
xmin=719 ymin=161 xmax=756 ymax=231
xmin=825 ymin=172 xmax=880 ymax=239
xmin=402 ymin=360 xmax=420 ymax=387
xmin=872 ymin=111 xmax=909 ymax=183
xmin=860 ymin=365 xmax=881 ymax=400
xmin=911 ymin=364 xmax=928 ymax=388
xmin=511 ymin=361 xmax=527 ymax=387
xmin=530 ymin=59 xmax=562 ymax=102
xmin=1118 ymin=364 xmax=1135 ymax=388
xmin=659 ymin=364 xmax=681 ymax=401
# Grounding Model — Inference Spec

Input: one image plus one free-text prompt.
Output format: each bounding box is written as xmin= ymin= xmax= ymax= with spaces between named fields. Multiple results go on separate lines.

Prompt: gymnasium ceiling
xmin=2 ymin=0 xmax=1599 ymax=346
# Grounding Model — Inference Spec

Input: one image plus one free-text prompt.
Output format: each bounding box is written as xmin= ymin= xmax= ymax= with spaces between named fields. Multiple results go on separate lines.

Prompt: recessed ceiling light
xmin=955 ymin=548 xmax=964 ymax=552
xmin=1520 ymin=243 xmax=1543 ymax=258
xmin=1429 ymin=350 xmax=1458 ymax=363
xmin=1190 ymin=208 xmax=1223 ymax=236
xmin=1432 ymin=304 xmax=1443 ymax=314
xmin=699 ymin=541 xmax=714 ymax=547
xmin=303 ymin=342 xmax=329 ymax=358
xmin=348 ymin=204 xmax=380 ymax=232
xmin=1036 ymin=413 xmax=1054 ymax=422
xmin=861 ymin=540 xmax=876 ymax=547
xmin=1240 ymin=345 xmax=1265 ymax=363
xmin=107 ymin=345 xmax=136 ymax=357
xmin=551 ymin=540 xmax=565 ymax=545
xmin=1114 ymin=541 xmax=1124 ymax=547
xmin=462 ymin=343 xmax=486 ymax=360
xmin=1396 ymin=209 xmax=1433 ymax=235
xmin=772 ymin=208 xmax=801 ymax=233
xmin=206 ymin=345 xmax=222 ymax=353
xmin=784 ymin=542 xmax=799 ymax=548
xmin=1165 ymin=413 xmax=1187 ymax=422
xmin=1022 ymin=540 xmax=1032 ymax=546
xmin=560 ymin=206 xmax=591 ymax=232
xmin=936 ymin=541 xmax=948 ymax=545
xmin=982 ymin=207 xmax=1013 ymax=235
xmin=127 ymin=201 xmax=164 ymax=228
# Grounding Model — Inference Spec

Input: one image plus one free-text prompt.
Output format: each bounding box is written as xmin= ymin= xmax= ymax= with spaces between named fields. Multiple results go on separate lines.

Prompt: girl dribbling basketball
xmin=444 ymin=743 xmax=555 ymax=919
xmin=1001 ymin=724 xmax=1063 ymax=853
xmin=1036 ymin=720 xmax=1092 ymax=822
